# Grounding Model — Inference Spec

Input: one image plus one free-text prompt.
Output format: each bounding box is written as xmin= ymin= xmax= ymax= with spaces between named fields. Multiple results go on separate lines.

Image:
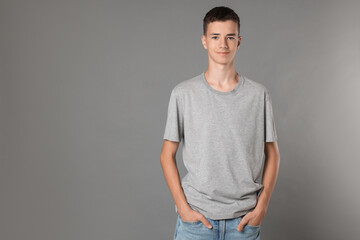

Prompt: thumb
xmin=237 ymin=218 xmax=247 ymax=232
xmin=200 ymin=216 xmax=213 ymax=229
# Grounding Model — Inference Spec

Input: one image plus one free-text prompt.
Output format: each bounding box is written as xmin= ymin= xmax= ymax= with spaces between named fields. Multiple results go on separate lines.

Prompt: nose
xmin=219 ymin=37 xmax=228 ymax=49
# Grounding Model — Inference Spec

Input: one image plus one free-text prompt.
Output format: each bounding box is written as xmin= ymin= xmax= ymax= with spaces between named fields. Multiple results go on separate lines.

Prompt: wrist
xmin=254 ymin=204 xmax=267 ymax=214
xmin=177 ymin=202 xmax=191 ymax=213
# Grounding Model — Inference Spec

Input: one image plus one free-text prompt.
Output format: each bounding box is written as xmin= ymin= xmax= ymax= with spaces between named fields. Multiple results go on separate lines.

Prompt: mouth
xmin=218 ymin=52 xmax=230 ymax=55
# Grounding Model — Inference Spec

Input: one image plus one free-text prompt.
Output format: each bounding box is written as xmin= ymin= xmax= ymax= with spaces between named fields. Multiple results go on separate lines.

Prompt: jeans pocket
xmin=178 ymin=214 xmax=201 ymax=225
xmin=237 ymin=216 xmax=261 ymax=229
xmin=246 ymin=223 xmax=261 ymax=229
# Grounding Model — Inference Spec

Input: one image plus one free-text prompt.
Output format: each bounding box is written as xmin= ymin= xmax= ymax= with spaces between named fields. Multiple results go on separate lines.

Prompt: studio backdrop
xmin=1 ymin=1 xmax=359 ymax=240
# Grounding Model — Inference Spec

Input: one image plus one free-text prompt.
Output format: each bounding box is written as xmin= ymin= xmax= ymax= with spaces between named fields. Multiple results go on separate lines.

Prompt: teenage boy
xmin=160 ymin=6 xmax=280 ymax=240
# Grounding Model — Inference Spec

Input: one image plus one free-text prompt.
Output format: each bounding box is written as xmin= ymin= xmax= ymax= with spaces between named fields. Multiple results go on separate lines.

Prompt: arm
xmin=160 ymin=140 xmax=191 ymax=214
xmin=255 ymin=141 xmax=280 ymax=213
xmin=160 ymin=139 xmax=213 ymax=228
xmin=237 ymin=141 xmax=280 ymax=231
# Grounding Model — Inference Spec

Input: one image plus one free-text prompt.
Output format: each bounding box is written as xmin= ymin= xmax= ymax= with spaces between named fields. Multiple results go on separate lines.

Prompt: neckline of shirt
xmin=201 ymin=71 xmax=244 ymax=96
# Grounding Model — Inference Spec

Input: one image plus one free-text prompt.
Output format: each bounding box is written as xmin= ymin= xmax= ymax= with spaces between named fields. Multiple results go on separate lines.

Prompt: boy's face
xmin=201 ymin=20 xmax=241 ymax=65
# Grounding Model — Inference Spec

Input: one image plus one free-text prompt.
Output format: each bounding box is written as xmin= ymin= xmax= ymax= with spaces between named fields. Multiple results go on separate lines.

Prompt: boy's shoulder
xmin=243 ymin=75 xmax=269 ymax=94
xmin=171 ymin=72 xmax=203 ymax=94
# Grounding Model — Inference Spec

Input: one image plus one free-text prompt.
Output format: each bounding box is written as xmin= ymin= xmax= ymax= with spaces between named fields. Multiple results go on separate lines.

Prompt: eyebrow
xmin=209 ymin=33 xmax=237 ymax=36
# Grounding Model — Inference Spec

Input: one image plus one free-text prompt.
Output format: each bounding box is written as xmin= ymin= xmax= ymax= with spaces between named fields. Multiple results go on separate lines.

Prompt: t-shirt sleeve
xmin=163 ymin=87 xmax=184 ymax=142
xmin=264 ymin=90 xmax=278 ymax=142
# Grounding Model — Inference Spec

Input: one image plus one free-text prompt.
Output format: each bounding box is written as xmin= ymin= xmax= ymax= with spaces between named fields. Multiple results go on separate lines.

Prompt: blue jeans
xmin=173 ymin=213 xmax=261 ymax=240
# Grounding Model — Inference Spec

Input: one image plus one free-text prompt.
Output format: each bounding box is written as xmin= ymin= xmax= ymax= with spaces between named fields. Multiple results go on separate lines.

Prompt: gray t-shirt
xmin=163 ymin=71 xmax=278 ymax=220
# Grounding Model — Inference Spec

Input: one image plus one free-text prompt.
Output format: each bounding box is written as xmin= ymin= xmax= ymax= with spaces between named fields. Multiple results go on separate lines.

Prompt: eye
xmin=228 ymin=37 xmax=235 ymax=40
xmin=211 ymin=36 xmax=218 ymax=39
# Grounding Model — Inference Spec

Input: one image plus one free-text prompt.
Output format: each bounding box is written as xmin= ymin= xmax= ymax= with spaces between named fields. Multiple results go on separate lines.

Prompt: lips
xmin=218 ymin=52 xmax=229 ymax=55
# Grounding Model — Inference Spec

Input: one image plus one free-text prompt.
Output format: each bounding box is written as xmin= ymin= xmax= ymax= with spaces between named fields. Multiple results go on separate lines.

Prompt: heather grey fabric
xmin=163 ymin=71 xmax=277 ymax=220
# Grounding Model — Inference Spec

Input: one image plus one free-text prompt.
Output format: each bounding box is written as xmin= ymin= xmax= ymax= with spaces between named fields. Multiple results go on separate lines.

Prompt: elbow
xmin=160 ymin=152 xmax=176 ymax=165
xmin=160 ymin=152 xmax=170 ymax=164
xmin=160 ymin=154 xmax=166 ymax=164
xmin=160 ymin=152 xmax=165 ymax=164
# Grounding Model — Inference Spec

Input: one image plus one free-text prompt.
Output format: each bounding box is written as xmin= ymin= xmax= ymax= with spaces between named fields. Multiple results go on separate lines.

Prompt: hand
xmin=179 ymin=208 xmax=213 ymax=229
xmin=237 ymin=208 xmax=266 ymax=232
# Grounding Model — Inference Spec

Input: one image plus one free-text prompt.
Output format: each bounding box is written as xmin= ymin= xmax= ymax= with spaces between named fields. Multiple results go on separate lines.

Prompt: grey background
xmin=1 ymin=0 xmax=359 ymax=239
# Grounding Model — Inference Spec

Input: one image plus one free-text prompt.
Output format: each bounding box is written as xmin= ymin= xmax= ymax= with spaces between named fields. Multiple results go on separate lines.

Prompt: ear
xmin=201 ymin=34 xmax=208 ymax=50
xmin=237 ymin=36 xmax=241 ymax=49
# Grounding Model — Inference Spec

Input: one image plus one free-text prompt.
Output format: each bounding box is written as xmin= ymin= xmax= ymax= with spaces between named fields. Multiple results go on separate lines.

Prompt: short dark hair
xmin=203 ymin=6 xmax=240 ymax=36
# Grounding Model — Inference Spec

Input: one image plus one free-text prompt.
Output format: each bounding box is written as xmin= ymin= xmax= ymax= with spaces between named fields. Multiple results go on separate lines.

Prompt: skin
xmin=160 ymin=20 xmax=280 ymax=232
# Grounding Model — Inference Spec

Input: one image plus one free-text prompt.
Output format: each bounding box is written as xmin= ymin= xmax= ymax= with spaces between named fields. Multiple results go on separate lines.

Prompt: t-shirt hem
xmin=265 ymin=136 xmax=278 ymax=142
xmin=175 ymin=204 xmax=251 ymax=220
xmin=196 ymin=209 xmax=250 ymax=220
xmin=163 ymin=136 xmax=181 ymax=142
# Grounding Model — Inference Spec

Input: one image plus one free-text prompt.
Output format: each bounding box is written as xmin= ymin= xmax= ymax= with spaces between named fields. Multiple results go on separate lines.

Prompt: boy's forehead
xmin=207 ymin=20 xmax=238 ymax=34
